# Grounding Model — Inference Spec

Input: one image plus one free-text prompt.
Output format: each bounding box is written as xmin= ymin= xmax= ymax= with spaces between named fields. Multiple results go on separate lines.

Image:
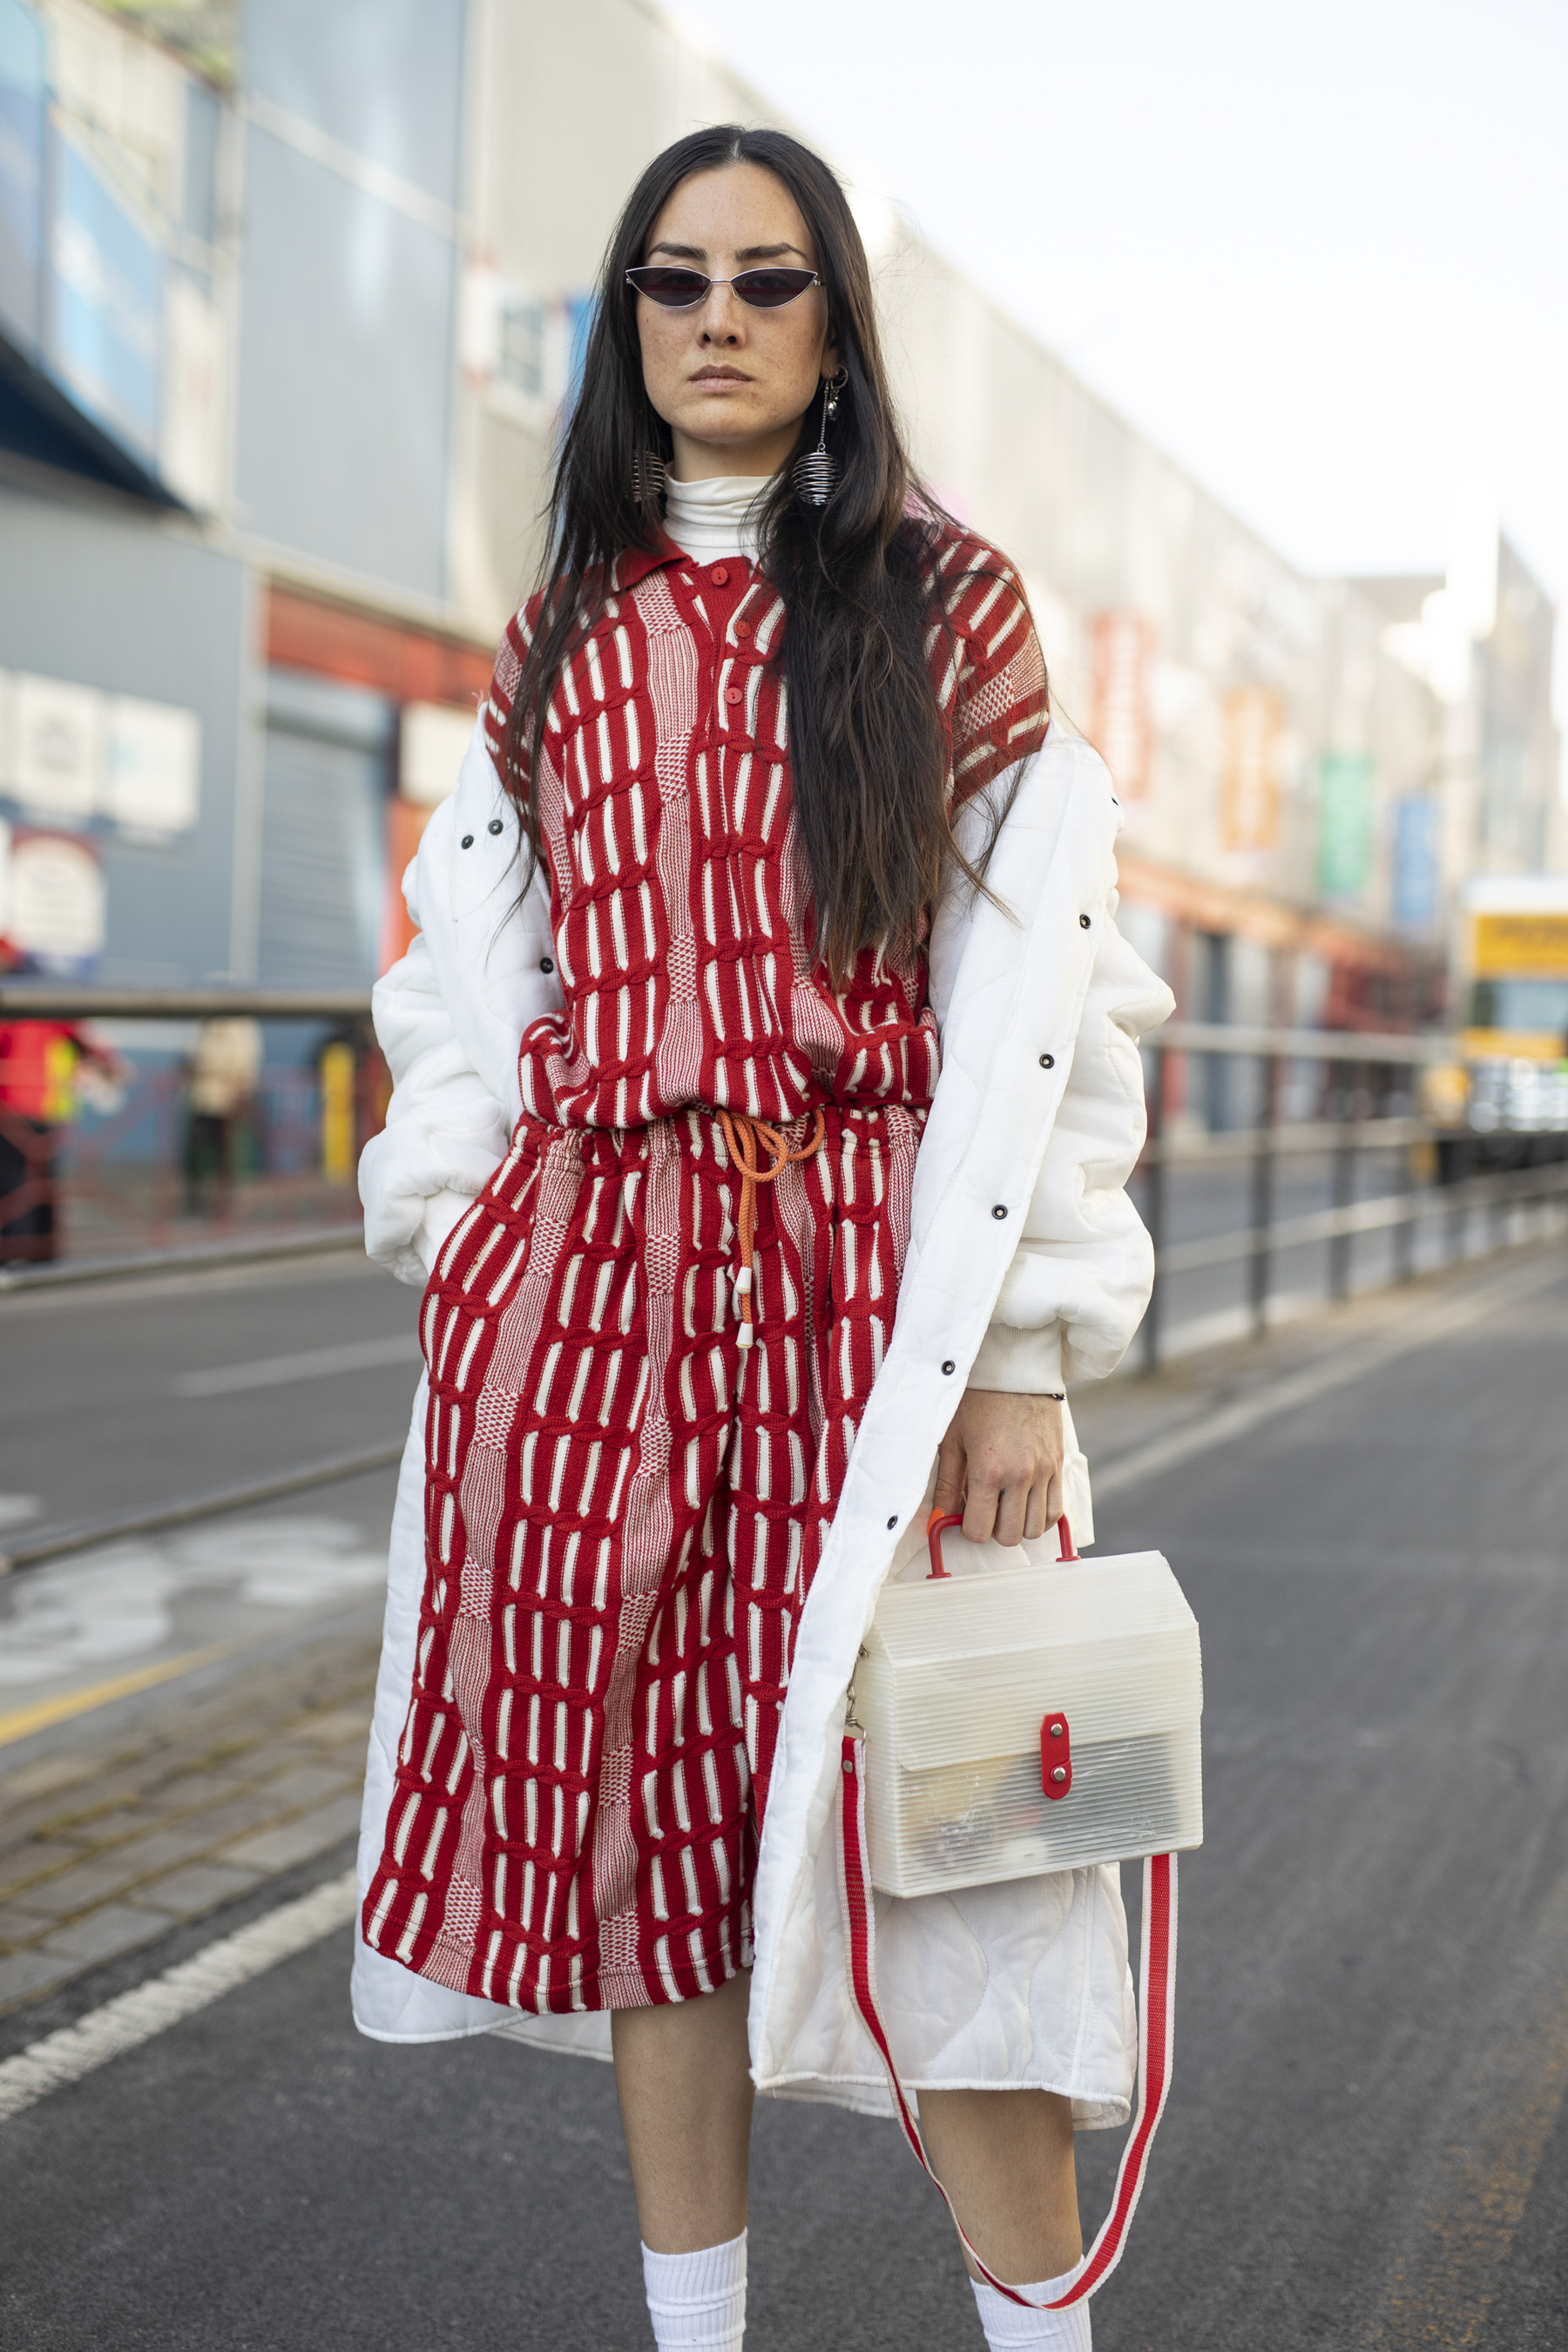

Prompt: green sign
xmin=1317 ymin=752 xmax=1375 ymax=899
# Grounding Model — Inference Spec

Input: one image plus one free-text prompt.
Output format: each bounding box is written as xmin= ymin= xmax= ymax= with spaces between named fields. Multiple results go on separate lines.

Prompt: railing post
xmin=1395 ymin=1058 xmax=1417 ymax=1284
xmin=1143 ymin=1044 xmax=1167 ymax=1374
xmin=1328 ymin=1059 xmax=1356 ymax=1301
xmin=1248 ymin=1051 xmax=1278 ymax=1338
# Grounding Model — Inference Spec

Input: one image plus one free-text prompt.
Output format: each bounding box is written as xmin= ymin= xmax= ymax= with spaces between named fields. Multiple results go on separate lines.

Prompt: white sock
xmin=970 ymin=2264 xmax=1092 ymax=2349
xmin=641 ymin=2229 xmax=747 ymax=2349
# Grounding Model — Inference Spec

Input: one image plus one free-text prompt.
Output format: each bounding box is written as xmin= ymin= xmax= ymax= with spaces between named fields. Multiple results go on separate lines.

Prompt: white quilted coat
xmin=352 ymin=713 xmax=1173 ymax=2126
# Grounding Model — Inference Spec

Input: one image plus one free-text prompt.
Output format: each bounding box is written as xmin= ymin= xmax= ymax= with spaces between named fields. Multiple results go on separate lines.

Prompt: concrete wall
xmin=0 ymin=476 xmax=253 ymax=983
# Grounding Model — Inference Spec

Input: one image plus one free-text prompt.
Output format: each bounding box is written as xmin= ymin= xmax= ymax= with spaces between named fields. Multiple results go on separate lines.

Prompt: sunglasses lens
xmin=733 ymin=268 xmax=817 ymax=308
xmin=629 ymin=267 xmax=708 ymax=307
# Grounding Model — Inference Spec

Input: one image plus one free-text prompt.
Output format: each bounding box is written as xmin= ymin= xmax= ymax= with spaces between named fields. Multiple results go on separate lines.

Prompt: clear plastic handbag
xmin=855 ymin=1509 xmax=1203 ymax=1896
xmin=838 ymin=1508 xmax=1203 ymax=2313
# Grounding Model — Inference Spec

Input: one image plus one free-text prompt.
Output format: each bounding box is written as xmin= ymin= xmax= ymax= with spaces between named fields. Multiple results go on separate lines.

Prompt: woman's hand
xmin=934 ymin=1389 xmax=1065 ymax=1547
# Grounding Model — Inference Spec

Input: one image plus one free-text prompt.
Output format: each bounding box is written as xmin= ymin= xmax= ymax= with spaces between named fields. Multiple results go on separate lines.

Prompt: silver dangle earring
xmin=630 ymin=436 xmax=666 ymax=505
xmin=792 ymin=368 xmax=848 ymax=508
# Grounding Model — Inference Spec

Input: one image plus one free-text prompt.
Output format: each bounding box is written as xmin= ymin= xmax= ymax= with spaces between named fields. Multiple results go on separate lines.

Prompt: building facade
xmin=0 ymin=0 xmax=1558 ymax=1101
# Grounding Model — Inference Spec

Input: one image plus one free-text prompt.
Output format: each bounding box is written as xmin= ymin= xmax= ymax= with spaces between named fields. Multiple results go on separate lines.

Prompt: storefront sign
xmin=399 ymin=701 xmax=472 ymax=807
xmin=46 ymin=124 xmax=162 ymax=465
xmin=1317 ymin=751 xmax=1375 ymax=900
xmin=1 ymin=672 xmax=200 ymax=835
xmin=0 ymin=0 xmax=45 ymax=353
xmin=1220 ymin=686 xmax=1282 ymax=854
xmin=7 ymin=828 xmax=105 ymax=969
xmin=10 ymin=673 xmax=101 ymax=816
xmin=1391 ymin=793 xmax=1440 ymax=930
xmin=1088 ymin=612 xmax=1155 ymax=799
xmin=103 ymin=696 xmax=201 ymax=834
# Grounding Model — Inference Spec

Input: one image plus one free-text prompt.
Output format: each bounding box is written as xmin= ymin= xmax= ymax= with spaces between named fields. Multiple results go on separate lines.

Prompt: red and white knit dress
xmin=361 ymin=492 xmax=1047 ymax=2017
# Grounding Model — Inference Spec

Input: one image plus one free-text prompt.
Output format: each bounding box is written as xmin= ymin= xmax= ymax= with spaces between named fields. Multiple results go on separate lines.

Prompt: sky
xmin=671 ymin=0 xmax=1567 ymax=719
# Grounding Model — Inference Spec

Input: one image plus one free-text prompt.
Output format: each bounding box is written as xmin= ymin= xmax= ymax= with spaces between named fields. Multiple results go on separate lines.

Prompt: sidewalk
xmin=0 ymin=1616 xmax=379 ymax=2026
xmin=2 ymin=1235 xmax=1558 ymax=2041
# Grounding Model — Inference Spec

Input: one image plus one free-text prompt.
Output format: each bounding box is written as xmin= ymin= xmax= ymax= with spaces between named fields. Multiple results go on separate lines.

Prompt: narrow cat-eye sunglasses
xmin=625 ymin=265 xmax=822 ymax=309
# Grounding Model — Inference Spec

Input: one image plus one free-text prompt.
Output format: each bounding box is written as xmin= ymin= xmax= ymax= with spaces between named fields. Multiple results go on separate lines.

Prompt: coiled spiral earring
xmin=792 ymin=368 xmax=848 ymax=508
xmin=630 ymin=435 xmax=667 ymax=505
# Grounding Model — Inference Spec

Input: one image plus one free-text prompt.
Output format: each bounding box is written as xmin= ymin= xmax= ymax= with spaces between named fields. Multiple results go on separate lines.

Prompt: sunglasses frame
xmin=625 ymin=265 xmax=823 ymax=311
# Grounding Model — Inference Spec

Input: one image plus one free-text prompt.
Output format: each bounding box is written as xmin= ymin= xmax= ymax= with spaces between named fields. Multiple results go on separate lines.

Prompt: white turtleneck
xmin=662 ymin=472 xmax=774 ymax=564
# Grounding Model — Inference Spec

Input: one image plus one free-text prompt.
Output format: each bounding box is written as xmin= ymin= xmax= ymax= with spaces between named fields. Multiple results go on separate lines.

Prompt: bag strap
xmin=837 ymin=1727 xmax=1178 ymax=2308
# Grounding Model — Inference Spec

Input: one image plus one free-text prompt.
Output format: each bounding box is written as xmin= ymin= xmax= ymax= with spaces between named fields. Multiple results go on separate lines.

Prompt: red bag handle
xmin=925 ymin=1504 xmax=1078 ymax=1578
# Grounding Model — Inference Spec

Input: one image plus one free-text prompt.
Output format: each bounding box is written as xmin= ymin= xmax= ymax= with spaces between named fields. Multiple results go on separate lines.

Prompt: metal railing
xmin=1139 ymin=1022 xmax=1568 ymax=1368
xmin=0 ymin=986 xmax=378 ymax=1275
xmin=5 ymin=996 xmax=1567 ymax=1578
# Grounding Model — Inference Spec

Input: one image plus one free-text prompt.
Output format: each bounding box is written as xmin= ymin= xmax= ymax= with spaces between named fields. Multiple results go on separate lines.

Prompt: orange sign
xmin=1221 ymin=687 xmax=1282 ymax=854
xmin=1471 ymin=912 xmax=1568 ymax=977
xmin=1089 ymin=612 xmax=1155 ymax=799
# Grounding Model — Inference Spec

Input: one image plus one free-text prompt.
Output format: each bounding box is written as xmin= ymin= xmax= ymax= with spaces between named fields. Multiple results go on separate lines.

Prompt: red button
xmin=724 ymin=686 xmax=743 ymax=706
xmin=734 ymin=618 xmax=751 ymax=638
xmin=711 ymin=564 xmax=729 ymax=585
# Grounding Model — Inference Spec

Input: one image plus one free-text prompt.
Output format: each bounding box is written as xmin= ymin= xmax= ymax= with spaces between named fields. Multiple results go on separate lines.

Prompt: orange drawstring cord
xmin=714 ymin=1107 xmax=827 ymax=1348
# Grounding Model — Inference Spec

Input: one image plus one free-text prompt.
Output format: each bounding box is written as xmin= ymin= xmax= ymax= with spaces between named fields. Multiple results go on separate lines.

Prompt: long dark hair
xmin=503 ymin=124 xmax=1017 ymax=979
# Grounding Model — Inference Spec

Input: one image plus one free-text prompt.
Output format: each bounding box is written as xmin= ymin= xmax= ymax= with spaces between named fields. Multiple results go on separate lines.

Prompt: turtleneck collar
xmin=661 ymin=472 xmax=775 ymax=564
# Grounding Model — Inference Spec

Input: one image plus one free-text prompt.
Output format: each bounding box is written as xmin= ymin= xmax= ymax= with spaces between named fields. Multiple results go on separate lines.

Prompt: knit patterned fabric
xmin=361 ymin=1101 xmax=922 ymax=2011
xmin=486 ymin=527 xmax=1047 ymax=1130
xmin=362 ymin=523 xmax=1047 ymax=2014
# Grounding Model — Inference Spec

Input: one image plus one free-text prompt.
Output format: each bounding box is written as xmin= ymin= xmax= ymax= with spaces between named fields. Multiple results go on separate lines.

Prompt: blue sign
xmin=0 ymin=0 xmax=44 ymax=353
xmin=45 ymin=125 xmax=162 ymax=463
xmin=1391 ymin=793 xmax=1440 ymax=930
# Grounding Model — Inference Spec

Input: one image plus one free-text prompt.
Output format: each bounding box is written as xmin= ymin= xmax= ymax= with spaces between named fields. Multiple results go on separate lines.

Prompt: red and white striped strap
xmin=838 ymin=1731 xmax=1179 ymax=2308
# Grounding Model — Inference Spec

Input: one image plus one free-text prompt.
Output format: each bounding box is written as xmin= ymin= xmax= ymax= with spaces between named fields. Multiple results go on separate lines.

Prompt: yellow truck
xmin=1424 ymin=878 xmax=1568 ymax=1177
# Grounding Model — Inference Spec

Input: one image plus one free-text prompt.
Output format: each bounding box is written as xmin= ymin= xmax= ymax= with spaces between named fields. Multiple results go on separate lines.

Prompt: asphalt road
xmin=0 ymin=1256 xmax=415 ymax=1723
xmin=2 ymin=1253 xmax=1566 ymax=2348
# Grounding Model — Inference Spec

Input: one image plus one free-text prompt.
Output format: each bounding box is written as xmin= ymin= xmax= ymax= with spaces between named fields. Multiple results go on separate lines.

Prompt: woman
xmin=355 ymin=124 xmax=1173 ymax=2351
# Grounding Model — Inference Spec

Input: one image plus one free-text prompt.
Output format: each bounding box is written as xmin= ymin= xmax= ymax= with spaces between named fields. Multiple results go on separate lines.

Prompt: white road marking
xmin=0 ymin=1494 xmax=41 ymax=1531
xmin=0 ymin=1869 xmax=358 ymax=2125
xmin=0 ymin=1517 xmax=386 ymax=1685
xmin=172 ymin=1332 xmax=422 ymax=1398
xmin=1092 ymin=1251 xmax=1553 ymax=1504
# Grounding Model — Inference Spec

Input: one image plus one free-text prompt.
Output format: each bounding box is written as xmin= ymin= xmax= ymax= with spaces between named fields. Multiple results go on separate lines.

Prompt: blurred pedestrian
xmin=0 ymin=1017 xmax=125 ymax=1262
xmin=182 ymin=1016 xmax=261 ymax=1218
xmin=353 ymin=127 xmax=1172 ymax=2350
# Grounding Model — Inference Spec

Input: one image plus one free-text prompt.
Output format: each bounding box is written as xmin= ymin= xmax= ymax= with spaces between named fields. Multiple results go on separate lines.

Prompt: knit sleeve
xmin=930 ymin=538 xmax=1050 ymax=806
xmin=481 ymin=590 xmax=546 ymax=784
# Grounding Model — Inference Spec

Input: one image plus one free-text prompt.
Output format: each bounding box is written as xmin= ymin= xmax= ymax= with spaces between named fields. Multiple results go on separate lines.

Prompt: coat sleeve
xmin=357 ymin=856 xmax=510 ymax=1288
xmin=968 ymin=900 xmax=1174 ymax=1391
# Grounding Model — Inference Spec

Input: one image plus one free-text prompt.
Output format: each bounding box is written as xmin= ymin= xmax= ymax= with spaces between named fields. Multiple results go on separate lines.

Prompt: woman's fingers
xmin=960 ymin=1479 xmax=997 ymax=1544
xmin=992 ymin=1479 xmax=1029 ymax=1549
xmin=932 ymin=1435 xmax=966 ymax=1517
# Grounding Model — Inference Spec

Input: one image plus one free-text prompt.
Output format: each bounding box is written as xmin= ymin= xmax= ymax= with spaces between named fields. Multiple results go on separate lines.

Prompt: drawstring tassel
xmin=715 ymin=1108 xmax=826 ymax=1349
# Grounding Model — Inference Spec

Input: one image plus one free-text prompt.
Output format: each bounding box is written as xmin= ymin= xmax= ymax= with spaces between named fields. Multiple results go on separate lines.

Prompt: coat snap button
xmin=488 ymin=818 xmax=504 ymax=835
xmin=1039 ymin=1052 xmax=1055 ymax=1069
xmin=540 ymin=956 xmax=555 ymax=974
xmin=991 ymin=1204 xmax=1008 ymax=1220
xmin=941 ymin=1359 xmax=956 ymax=1375
xmin=460 ymin=835 xmax=474 ymax=848
xmin=886 ymin=1515 xmax=897 ymax=1530
xmin=1078 ymin=913 xmax=1091 ymax=929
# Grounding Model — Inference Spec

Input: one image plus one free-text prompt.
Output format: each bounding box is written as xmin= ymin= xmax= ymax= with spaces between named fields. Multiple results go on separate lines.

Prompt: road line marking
xmin=0 ymin=1869 xmax=358 ymax=2125
xmin=1092 ymin=1253 xmax=1555 ymax=1506
xmin=172 ymin=1331 xmax=422 ymax=1399
xmin=0 ymin=1644 xmax=238 ymax=1750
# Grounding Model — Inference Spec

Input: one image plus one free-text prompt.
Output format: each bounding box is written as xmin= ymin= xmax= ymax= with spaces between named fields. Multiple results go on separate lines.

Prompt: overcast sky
xmin=672 ymin=0 xmax=1566 ymax=715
